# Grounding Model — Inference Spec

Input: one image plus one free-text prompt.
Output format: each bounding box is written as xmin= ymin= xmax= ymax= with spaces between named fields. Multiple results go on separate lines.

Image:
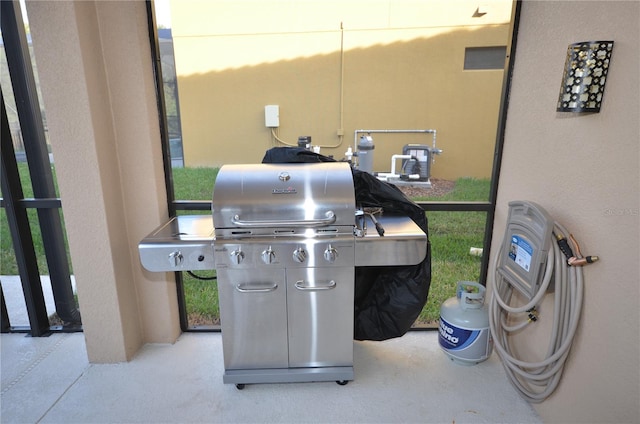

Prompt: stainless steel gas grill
xmin=213 ymin=162 xmax=357 ymax=387
xmin=139 ymin=161 xmax=428 ymax=388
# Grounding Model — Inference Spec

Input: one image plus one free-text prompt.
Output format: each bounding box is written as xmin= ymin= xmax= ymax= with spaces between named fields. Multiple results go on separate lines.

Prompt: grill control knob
xmin=261 ymin=247 xmax=276 ymax=264
xmin=168 ymin=251 xmax=183 ymax=267
xmin=230 ymin=249 xmax=245 ymax=265
xmin=324 ymin=245 xmax=338 ymax=263
xmin=292 ymin=247 xmax=307 ymax=263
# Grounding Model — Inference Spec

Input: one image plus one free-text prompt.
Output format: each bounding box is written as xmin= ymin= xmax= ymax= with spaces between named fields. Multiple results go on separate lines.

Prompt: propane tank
xmin=357 ymin=135 xmax=375 ymax=174
xmin=439 ymin=281 xmax=493 ymax=365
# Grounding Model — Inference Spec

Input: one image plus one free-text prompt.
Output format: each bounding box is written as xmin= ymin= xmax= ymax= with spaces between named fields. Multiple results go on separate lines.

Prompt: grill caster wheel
xmin=336 ymin=380 xmax=349 ymax=386
xmin=235 ymin=384 xmax=245 ymax=390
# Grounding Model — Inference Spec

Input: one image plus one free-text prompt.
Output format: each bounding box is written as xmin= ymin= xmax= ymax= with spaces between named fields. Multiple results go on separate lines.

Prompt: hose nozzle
xmin=568 ymin=256 xmax=599 ymax=266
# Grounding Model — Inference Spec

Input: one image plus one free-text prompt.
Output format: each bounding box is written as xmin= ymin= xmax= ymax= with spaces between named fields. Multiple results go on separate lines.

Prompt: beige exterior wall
xmin=171 ymin=0 xmax=513 ymax=180
xmin=491 ymin=1 xmax=639 ymax=422
xmin=26 ymin=0 xmax=181 ymax=362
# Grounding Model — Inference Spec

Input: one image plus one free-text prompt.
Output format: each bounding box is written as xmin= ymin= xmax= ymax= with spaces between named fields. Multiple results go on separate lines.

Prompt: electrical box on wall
xmin=265 ymin=105 xmax=279 ymax=128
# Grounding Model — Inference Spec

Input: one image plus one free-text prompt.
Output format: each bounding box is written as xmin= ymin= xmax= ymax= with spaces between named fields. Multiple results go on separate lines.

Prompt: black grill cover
xmin=262 ymin=147 xmax=432 ymax=341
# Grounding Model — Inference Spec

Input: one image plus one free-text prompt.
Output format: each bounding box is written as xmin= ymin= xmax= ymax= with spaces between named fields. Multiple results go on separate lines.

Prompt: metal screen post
xmin=1 ymin=90 xmax=51 ymax=336
xmin=1 ymin=283 xmax=11 ymax=333
xmin=146 ymin=1 xmax=190 ymax=330
xmin=1 ymin=0 xmax=80 ymax=325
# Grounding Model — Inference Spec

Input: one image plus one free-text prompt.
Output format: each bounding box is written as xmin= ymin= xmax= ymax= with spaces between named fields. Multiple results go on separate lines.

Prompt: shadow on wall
xmin=176 ymin=25 xmax=508 ymax=180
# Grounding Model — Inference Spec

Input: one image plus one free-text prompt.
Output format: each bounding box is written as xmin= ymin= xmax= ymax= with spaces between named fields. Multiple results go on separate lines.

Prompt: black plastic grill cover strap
xmin=261 ymin=147 xmax=432 ymax=341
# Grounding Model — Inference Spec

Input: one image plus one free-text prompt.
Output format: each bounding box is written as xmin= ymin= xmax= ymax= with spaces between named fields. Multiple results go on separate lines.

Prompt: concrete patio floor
xmin=1 ymin=329 xmax=541 ymax=423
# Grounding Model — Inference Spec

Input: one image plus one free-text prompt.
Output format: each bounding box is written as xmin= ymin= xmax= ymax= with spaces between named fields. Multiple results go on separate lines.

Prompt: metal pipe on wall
xmin=353 ymin=129 xmax=438 ymax=152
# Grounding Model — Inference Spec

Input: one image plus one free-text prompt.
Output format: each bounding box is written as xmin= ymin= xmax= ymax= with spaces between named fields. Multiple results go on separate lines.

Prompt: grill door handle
xmin=235 ymin=283 xmax=278 ymax=293
xmin=294 ymin=280 xmax=336 ymax=291
xmin=231 ymin=211 xmax=336 ymax=228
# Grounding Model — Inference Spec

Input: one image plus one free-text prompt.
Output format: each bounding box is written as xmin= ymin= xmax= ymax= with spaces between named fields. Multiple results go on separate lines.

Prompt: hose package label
xmin=508 ymin=235 xmax=533 ymax=272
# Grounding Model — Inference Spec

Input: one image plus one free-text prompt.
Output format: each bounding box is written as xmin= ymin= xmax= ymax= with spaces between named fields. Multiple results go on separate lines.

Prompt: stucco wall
xmin=171 ymin=0 xmax=513 ymax=180
xmin=27 ymin=1 xmax=181 ymax=362
xmin=490 ymin=1 xmax=639 ymax=422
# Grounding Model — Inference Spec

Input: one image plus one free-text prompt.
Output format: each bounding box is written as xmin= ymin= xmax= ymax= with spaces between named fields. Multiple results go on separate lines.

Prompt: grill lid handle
xmin=231 ymin=211 xmax=336 ymax=228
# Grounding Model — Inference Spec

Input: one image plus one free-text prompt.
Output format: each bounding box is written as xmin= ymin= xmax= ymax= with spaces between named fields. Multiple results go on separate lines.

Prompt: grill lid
xmin=212 ymin=162 xmax=355 ymax=231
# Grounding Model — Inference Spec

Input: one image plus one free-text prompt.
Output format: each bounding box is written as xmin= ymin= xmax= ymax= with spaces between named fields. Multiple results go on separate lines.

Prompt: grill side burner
xmin=138 ymin=215 xmax=215 ymax=272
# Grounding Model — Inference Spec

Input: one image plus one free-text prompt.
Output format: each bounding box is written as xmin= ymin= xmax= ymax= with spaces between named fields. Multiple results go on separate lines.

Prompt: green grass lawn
xmin=0 ymin=163 xmax=54 ymax=276
xmin=417 ymin=210 xmax=486 ymax=325
xmin=2 ymin=163 xmax=490 ymax=328
xmin=407 ymin=177 xmax=490 ymax=326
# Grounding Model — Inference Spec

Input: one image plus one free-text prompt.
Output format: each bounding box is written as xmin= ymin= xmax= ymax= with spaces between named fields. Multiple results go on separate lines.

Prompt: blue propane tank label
xmin=439 ymin=317 xmax=492 ymax=363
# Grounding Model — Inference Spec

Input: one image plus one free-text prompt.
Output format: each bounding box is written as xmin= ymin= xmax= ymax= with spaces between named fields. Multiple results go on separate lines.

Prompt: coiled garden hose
xmin=489 ymin=221 xmax=597 ymax=403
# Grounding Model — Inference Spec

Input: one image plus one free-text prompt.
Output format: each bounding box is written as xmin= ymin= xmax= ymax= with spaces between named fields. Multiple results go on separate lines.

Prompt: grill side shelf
xmin=354 ymin=216 xmax=427 ymax=267
xmin=138 ymin=216 xmax=215 ymax=272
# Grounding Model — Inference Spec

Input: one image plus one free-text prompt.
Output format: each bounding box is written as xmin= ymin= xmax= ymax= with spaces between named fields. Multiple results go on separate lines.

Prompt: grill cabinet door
xmin=217 ymin=269 xmax=288 ymax=370
xmin=286 ymin=267 xmax=354 ymax=368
